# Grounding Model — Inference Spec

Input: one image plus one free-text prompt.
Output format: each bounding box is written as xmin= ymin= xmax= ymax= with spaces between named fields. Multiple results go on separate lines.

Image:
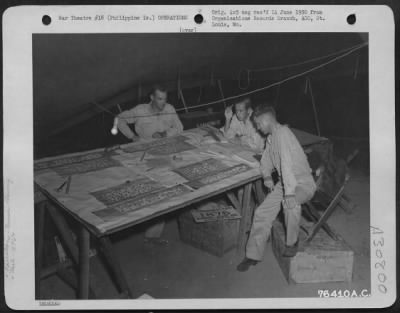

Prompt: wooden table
xmin=34 ymin=128 xmax=265 ymax=299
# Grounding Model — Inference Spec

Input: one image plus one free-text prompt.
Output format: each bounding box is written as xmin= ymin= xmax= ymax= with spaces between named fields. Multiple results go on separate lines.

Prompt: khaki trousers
xmin=246 ymin=181 xmax=314 ymax=261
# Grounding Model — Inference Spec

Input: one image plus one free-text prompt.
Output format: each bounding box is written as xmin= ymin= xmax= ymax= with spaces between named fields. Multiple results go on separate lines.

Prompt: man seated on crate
xmin=237 ymin=105 xmax=316 ymax=272
xmin=114 ymin=84 xmax=184 ymax=246
xmin=222 ymin=97 xmax=265 ymax=152
xmin=115 ymin=84 xmax=183 ymax=141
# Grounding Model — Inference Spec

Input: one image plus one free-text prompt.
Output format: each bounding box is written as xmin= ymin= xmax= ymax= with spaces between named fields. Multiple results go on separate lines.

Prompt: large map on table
xmin=34 ymin=151 xmax=122 ymax=176
xmin=121 ymin=135 xmax=196 ymax=155
xmin=91 ymin=179 xmax=164 ymax=205
xmin=91 ymin=179 xmax=191 ymax=221
xmin=173 ymin=159 xmax=251 ymax=188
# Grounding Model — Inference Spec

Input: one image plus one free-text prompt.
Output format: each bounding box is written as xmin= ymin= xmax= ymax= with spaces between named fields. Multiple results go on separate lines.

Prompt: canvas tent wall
xmin=33 ymin=33 xmax=368 ymax=158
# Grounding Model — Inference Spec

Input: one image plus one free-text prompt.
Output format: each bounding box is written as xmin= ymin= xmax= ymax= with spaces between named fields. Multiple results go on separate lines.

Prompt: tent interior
xmin=34 ymin=33 xmax=368 ymax=160
xmin=34 ymin=33 xmax=370 ymax=299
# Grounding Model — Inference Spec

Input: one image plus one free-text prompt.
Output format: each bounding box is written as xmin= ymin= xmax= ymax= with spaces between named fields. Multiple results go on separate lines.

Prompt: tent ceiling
xmin=33 ymin=33 xmax=367 ymax=138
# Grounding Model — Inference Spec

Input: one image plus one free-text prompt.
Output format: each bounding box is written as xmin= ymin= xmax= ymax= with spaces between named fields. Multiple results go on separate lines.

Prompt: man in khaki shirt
xmin=116 ymin=85 xmax=183 ymax=141
xmin=115 ymin=85 xmax=184 ymax=245
xmin=237 ymin=106 xmax=316 ymax=272
xmin=222 ymin=97 xmax=265 ymax=152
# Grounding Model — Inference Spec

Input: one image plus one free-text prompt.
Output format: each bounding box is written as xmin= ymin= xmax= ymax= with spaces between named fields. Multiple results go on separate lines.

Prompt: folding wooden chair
xmin=302 ymin=169 xmax=350 ymax=242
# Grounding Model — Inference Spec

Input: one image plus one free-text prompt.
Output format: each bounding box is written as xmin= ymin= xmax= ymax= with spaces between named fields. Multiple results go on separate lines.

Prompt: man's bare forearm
xmin=224 ymin=118 xmax=232 ymax=134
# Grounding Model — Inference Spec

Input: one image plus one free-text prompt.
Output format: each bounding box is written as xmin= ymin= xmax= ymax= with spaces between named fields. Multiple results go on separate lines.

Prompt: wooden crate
xmin=178 ymin=206 xmax=240 ymax=257
xmin=271 ymin=219 xmax=354 ymax=284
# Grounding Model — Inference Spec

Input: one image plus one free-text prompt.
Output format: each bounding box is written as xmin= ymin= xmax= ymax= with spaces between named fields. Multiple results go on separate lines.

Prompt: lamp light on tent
xmin=111 ymin=117 xmax=118 ymax=135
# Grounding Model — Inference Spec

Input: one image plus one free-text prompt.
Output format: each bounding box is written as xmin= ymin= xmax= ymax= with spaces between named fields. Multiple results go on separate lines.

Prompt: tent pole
xmin=179 ymin=88 xmax=189 ymax=113
xmin=308 ymin=78 xmax=321 ymax=136
xmin=217 ymin=80 xmax=227 ymax=109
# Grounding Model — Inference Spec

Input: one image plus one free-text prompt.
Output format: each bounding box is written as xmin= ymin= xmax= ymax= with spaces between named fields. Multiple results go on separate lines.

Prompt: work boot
xmin=282 ymin=240 xmax=299 ymax=257
xmin=236 ymin=258 xmax=259 ymax=272
xmin=143 ymin=237 xmax=169 ymax=246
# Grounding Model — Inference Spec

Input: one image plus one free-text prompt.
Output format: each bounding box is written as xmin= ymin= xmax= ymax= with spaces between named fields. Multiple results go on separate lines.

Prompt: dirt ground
xmin=39 ymin=166 xmax=370 ymax=300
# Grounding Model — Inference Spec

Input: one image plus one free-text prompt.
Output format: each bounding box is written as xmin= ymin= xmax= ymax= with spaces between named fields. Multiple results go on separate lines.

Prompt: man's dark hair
xmin=252 ymin=105 xmax=276 ymax=119
xmin=232 ymin=96 xmax=252 ymax=110
xmin=150 ymin=84 xmax=168 ymax=95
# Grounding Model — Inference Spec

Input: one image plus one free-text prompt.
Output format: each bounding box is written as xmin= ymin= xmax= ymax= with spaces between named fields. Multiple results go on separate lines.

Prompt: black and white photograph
xmin=32 ymin=31 xmax=370 ymax=300
xmin=3 ymin=5 xmax=396 ymax=310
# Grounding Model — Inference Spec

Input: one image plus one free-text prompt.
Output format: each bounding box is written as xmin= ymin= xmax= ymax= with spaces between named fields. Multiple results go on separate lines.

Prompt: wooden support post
xmin=178 ymin=88 xmax=189 ymax=113
xmin=79 ymin=226 xmax=90 ymax=299
xmin=237 ymin=187 xmax=244 ymax=207
xmin=226 ymin=191 xmax=241 ymax=212
xmin=217 ymin=80 xmax=227 ymax=109
xmin=46 ymin=205 xmax=79 ymax=263
xmin=99 ymin=237 xmax=133 ymax=298
xmin=308 ymin=78 xmax=321 ymax=136
xmin=57 ymin=263 xmax=96 ymax=299
xmin=44 ymin=204 xmax=97 ymax=298
xmin=35 ymin=202 xmax=46 ymax=299
xmin=57 ymin=266 xmax=78 ymax=290
xmin=237 ymin=183 xmax=253 ymax=251
xmin=41 ymin=259 xmax=74 ymax=279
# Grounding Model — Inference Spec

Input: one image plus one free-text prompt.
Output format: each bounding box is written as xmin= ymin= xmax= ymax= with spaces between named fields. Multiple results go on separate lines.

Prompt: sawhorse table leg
xmin=226 ymin=181 xmax=258 ymax=252
xmin=98 ymin=237 xmax=133 ymax=298
xmin=42 ymin=202 xmax=132 ymax=299
xmin=43 ymin=204 xmax=96 ymax=299
xmin=79 ymin=226 xmax=90 ymax=299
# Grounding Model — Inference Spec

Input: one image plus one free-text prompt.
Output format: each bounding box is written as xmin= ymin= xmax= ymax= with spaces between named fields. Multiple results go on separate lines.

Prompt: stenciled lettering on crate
xmin=271 ymin=220 xmax=354 ymax=284
xmin=178 ymin=206 xmax=240 ymax=257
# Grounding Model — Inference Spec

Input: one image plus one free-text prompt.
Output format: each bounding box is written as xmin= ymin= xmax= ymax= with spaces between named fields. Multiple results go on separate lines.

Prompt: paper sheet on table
xmin=144 ymin=168 xmax=189 ymax=187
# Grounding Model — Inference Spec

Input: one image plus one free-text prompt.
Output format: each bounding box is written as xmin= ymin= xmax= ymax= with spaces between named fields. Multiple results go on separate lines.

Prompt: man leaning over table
xmin=237 ymin=105 xmax=316 ymax=272
xmin=114 ymin=84 xmax=184 ymax=246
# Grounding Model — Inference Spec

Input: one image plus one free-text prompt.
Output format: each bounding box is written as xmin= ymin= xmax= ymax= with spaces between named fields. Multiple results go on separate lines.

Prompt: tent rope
xmin=96 ymin=42 xmax=368 ymax=119
xmin=250 ymin=42 xmax=366 ymax=72
xmin=238 ymin=42 xmax=366 ymax=90
xmin=175 ymin=42 xmax=368 ymax=112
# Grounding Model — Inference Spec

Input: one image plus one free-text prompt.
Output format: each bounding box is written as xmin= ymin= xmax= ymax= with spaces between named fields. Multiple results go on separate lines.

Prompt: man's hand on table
xmin=152 ymin=131 xmax=167 ymax=139
xmin=131 ymin=135 xmax=139 ymax=142
xmin=282 ymin=195 xmax=298 ymax=210
xmin=264 ymin=177 xmax=275 ymax=191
